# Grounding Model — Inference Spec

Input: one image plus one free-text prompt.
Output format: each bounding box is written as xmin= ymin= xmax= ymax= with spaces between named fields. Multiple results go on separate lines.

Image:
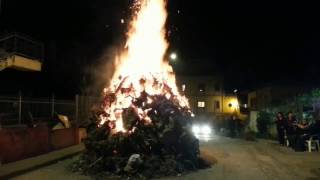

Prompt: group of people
xmin=275 ymin=112 xmax=320 ymax=151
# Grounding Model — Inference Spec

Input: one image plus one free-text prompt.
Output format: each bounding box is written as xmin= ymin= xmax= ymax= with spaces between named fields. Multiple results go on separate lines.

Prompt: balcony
xmin=0 ymin=33 xmax=43 ymax=71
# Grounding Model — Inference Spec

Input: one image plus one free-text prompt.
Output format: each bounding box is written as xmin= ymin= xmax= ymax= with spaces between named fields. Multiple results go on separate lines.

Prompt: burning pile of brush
xmin=72 ymin=0 xmax=207 ymax=178
xmin=73 ymin=77 xmax=201 ymax=178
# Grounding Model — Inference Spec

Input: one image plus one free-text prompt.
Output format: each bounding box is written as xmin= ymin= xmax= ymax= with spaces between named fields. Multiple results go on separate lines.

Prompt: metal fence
xmin=0 ymin=94 xmax=102 ymax=127
xmin=77 ymin=95 xmax=101 ymax=126
xmin=0 ymin=94 xmax=75 ymax=126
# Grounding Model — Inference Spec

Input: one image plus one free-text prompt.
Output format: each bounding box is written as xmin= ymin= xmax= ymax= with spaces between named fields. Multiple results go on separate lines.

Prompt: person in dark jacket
xmin=284 ymin=112 xmax=299 ymax=147
xmin=293 ymin=119 xmax=320 ymax=151
xmin=285 ymin=112 xmax=298 ymax=135
xmin=275 ymin=112 xmax=286 ymax=145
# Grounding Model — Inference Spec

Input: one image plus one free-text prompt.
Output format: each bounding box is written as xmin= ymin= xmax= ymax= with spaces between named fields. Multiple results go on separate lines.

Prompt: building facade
xmin=248 ymin=85 xmax=305 ymax=111
xmin=176 ymin=75 xmax=240 ymax=120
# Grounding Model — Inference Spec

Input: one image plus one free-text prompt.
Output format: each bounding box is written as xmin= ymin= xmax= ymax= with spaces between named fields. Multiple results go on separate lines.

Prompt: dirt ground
xmin=11 ymin=136 xmax=320 ymax=180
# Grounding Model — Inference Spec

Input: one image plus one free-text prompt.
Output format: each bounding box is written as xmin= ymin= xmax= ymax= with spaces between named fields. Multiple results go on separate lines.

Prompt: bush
xmin=256 ymin=111 xmax=273 ymax=137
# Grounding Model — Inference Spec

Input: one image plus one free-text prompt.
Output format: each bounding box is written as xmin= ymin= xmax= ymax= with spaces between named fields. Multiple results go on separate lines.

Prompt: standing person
xmin=275 ymin=112 xmax=286 ymax=145
xmin=229 ymin=115 xmax=240 ymax=138
xmin=285 ymin=112 xmax=297 ymax=135
xmin=285 ymin=112 xmax=298 ymax=147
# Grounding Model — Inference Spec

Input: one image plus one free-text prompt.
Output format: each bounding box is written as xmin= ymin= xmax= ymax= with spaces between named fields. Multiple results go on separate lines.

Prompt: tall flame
xmin=101 ymin=0 xmax=189 ymax=133
xmin=113 ymin=0 xmax=168 ymax=78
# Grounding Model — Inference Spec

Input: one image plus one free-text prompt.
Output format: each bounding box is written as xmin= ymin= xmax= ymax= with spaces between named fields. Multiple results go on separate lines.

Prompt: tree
xmin=256 ymin=111 xmax=273 ymax=137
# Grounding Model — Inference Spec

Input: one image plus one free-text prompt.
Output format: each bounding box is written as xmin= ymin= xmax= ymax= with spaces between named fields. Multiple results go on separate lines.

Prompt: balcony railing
xmin=0 ymin=32 xmax=44 ymax=62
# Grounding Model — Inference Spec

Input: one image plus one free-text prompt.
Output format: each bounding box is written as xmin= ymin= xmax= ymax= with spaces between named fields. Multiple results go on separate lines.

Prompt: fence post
xmin=75 ymin=94 xmax=79 ymax=127
xmin=51 ymin=94 xmax=55 ymax=117
xmin=18 ymin=91 xmax=22 ymax=124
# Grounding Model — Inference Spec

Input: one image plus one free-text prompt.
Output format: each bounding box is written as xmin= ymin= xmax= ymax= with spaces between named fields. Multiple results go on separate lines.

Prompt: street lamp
xmin=170 ymin=53 xmax=177 ymax=61
xmin=232 ymin=89 xmax=239 ymax=114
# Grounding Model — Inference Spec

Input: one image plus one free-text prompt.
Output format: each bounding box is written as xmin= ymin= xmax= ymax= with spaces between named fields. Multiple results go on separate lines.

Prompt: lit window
xmin=198 ymin=101 xmax=205 ymax=108
xmin=182 ymin=84 xmax=186 ymax=92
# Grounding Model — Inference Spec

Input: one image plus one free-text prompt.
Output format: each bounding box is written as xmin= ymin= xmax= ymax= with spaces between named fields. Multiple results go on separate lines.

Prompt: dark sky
xmin=1 ymin=0 xmax=320 ymax=96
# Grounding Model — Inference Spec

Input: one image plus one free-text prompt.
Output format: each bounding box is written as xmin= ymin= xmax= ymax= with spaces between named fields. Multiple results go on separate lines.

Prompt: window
xmin=214 ymin=100 xmax=220 ymax=110
xmin=198 ymin=101 xmax=205 ymax=108
xmin=198 ymin=83 xmax=205 ymax=92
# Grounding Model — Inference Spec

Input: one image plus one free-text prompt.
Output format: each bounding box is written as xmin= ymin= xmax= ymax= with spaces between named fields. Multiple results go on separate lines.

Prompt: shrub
xmin=256 ymin=111 xmax=273 ymax=137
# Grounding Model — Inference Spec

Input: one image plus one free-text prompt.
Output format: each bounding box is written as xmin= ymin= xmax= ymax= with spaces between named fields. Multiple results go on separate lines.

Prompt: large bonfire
xmin=73 ymin=0 xmax=204 ymax=178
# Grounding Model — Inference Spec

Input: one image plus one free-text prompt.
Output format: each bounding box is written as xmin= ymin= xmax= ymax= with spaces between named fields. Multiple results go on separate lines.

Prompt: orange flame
xmin=102 ymin=0 xmax=189 ymax=133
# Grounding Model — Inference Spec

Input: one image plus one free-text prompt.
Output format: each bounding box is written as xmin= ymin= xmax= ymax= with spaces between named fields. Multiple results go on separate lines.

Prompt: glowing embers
xmin=100 ymin=75 xmax=190 ymax=133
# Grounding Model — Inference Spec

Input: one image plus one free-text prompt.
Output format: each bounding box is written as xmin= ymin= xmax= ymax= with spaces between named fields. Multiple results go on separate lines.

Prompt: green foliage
xmin=268 ymin=88 xmax=320 ymax=121
xmin=254 ymin=89 xmax=320 ymax=139
xmin=256 ymin=111 xmax=273 ymax=137
xmin=295 ymin=89 xmax=320 ymax=105
xmin=311 ymin=88 xmax=320 ymax=98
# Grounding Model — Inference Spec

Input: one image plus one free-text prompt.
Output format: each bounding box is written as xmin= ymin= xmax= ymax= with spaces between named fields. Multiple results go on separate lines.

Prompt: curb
xmin=0 ymin=144 xmax=84 ymax=179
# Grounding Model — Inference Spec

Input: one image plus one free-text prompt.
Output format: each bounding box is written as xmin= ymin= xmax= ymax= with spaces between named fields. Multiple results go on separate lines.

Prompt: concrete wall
xmin=175 ymin=75 xmax=240 ymax=115
xmin=248 ymin=86 xmax=305 ymax=111
xmin=0 ymin=124 xmax=49 ymax=164
xmin=222 ymin=96 xmax=240 ymax=114
xmin=248 ymin=91 xmax=257 ymax=109
xmin=176 ymin=75 xmax=223 ymax=113
xmin=249 ymin=111 xmax=258 ymax=132
xmin=188 ymin=95 xmax=222 ymax=113
xmin=0 ymin=126 xmax=85 ymax=164
xmin=50 ymin=128 xmax=78 ymax=150
xmin=176 ymin=76 xmax=223 ymax=96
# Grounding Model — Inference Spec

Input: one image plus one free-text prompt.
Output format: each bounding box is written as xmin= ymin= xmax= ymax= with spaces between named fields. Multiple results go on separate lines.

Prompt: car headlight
xmin=192 ymin=125 xmax=212 ymax=135
xmin=202 ymin=125 xmax=212 ymax=134
xmin=192 ymin=125 xmax=200 ymax=134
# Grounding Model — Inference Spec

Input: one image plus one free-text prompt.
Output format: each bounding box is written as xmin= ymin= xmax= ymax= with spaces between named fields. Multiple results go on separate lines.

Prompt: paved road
xmin=167 ymin=136 xmax=320 ymax=180
xmin=12 ymin=136 xmax=320 ymax=180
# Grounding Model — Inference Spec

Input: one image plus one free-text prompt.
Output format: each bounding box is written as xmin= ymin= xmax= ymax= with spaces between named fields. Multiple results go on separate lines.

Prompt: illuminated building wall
xmin=176 ymin=75 xmax=240 ymax=116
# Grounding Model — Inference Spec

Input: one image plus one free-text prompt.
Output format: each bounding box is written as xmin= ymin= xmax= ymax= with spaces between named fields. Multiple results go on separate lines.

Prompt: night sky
xmin=1 ymin=0 xmax=320 ymax=97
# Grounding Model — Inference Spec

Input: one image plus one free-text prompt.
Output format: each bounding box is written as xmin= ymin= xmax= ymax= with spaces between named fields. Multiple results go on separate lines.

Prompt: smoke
xmin=83 ymin=45 xmax=123 ymax=96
